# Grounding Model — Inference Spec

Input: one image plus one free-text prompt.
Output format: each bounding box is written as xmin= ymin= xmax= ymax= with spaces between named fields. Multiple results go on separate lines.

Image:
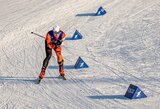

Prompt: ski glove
xmin=57 ymin=40 xmax=62 ymax=46
xmin=52 ymin=40 xmax=62 ymax=46
xmin=52 ymin=40 xmax=57 ymax=46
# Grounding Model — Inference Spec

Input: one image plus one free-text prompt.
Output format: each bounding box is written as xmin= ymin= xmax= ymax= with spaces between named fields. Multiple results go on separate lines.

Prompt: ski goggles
xmin=54 ymin=31 xmax=60 ymax=34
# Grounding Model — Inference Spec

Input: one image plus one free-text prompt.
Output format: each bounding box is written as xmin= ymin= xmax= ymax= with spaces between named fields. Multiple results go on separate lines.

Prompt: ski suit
xmin=39 ymin=30 xmax=66 ymax=79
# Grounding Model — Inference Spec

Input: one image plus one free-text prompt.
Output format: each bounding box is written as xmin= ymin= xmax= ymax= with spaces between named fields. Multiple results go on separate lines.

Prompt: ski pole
xmin=31 ymin=32 xmax=45 ymax=39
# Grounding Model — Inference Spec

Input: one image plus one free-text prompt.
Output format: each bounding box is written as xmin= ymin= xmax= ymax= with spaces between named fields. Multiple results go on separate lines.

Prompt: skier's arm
xmin=57 ymin=32 xmax=66 ymax=46
xmin=45 ymin=33 xmax=52 ymax=48
xmin=61 ymin=32 xmax=66 ymax=42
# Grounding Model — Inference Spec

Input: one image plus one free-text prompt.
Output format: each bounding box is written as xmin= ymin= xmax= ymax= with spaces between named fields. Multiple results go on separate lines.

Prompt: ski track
xmin=0 ymin=0 xmax=160 ymax=109
xmin=85 ymin=0 xmax=160 ymax=108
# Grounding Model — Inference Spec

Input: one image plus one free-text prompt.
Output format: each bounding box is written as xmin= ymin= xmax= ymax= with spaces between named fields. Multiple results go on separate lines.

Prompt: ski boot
xmin=59 ymin=65 xmax=65 ymax=77
xmin=38 ymin=67 xmax=46 ymax=83
xmin=58 ymin=60 xmax=66 ymax=80
xmin=59 ymin=66 xmax=66 ymax=80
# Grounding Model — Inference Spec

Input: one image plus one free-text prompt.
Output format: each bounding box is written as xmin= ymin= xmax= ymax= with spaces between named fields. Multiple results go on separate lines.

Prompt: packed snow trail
xmin=0 ymin=0 xmax=160 ymax=109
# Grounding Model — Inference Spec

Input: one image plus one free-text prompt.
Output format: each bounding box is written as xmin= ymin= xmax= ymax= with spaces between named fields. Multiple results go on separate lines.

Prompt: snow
xmin=0 ymin=0 xmax=160 ymax=109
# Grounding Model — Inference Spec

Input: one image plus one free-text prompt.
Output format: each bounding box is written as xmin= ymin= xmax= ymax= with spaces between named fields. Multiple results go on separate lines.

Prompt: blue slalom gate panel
xmin=74 ymin=57 xmax=89 ymax=69
xmin=124 ymin=84 xmax=147 ymax=99
xmin=72 ymin=30 xmax=83 ymax=40
xmin=95 ymin=6 xmax=107 ymax=16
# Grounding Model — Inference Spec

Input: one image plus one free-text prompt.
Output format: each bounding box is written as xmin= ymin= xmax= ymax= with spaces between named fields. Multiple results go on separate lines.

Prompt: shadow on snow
xmin=48 ymin=65 xmax=75 ymax=69
xmin=88 ymin=95 xmax=127 ymax=100
xmin=0 ymin=76 xmax=37 ymax=84
xmin=75 ymin=13 xmax=96 ymax=17
xmin=0 ymin=76 xmax=62 ymax=84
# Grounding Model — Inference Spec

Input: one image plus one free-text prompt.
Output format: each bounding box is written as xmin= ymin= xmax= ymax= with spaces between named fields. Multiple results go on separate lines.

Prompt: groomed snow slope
xmin=0 ymin=0 xmax=160 ymax=109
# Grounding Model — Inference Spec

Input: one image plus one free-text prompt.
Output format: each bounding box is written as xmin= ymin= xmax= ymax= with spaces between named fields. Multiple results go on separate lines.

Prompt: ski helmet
xmin=53 ymin=25 xmax=60 ymax=33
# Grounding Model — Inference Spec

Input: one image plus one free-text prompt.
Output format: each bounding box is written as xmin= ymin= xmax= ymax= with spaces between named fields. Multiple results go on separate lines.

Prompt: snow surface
xmin=0 ymin=0 xmax=160 ymax=109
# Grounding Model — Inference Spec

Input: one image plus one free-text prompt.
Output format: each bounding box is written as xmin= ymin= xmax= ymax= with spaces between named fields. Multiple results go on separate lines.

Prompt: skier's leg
xmin=58 ymin=58 xmax=64 ymax=76
xmin=55 ymin=48 xmax=64 ymax=76
xmin=42 ymin=41 xmax=52 ymax=68
xmin=39 ymin=41 xmax=52 ymax=79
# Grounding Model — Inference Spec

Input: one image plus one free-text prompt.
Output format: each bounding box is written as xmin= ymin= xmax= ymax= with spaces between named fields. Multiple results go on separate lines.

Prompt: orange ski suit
xmin=45 ymin=30 xmax=66 ymax=62
xmin=39 ymin=30 xmax=66 ymax=79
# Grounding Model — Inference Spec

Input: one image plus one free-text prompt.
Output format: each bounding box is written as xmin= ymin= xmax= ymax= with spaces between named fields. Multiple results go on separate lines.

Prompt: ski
xmin=37 ymin=78 xmax=42 ymax=84
xmin=61 ymin=76 xmax=67 ymax=80
xmin=36 ymin=76 xmax=66 ymax=84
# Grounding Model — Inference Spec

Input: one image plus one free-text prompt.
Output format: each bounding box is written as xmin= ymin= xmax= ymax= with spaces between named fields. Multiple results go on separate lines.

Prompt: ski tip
xmin=36 ymin=78 xmax=42 ymax=84
xmin=62 ymin=76 xmax=67 ymax=80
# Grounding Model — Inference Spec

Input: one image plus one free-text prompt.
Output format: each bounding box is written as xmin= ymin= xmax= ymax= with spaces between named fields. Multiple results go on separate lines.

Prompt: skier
xmin=39 ymin=25 xmax=66 ymax=80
